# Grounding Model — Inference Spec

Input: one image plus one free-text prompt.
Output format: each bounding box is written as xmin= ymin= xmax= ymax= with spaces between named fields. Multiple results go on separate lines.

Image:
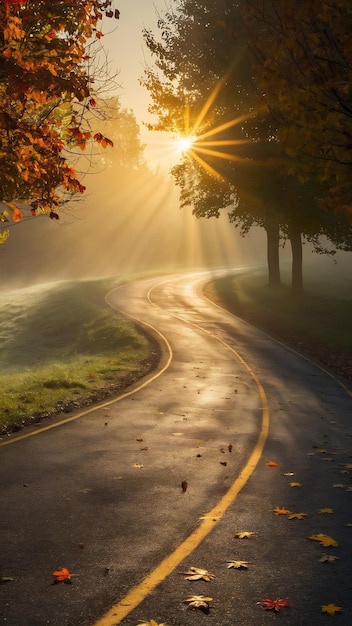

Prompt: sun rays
xmin=170 ymin=75 xmax=260 ymax=180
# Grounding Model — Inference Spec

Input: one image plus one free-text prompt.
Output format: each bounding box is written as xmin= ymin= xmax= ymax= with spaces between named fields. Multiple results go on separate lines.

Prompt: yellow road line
xmin=93 ymin=283 xmax=270 ymax=625
xmin=0 ymin=294 xmax=173 ymax=448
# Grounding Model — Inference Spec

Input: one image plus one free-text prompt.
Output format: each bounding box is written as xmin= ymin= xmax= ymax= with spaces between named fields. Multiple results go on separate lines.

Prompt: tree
xmin=243 ymin=0 xmax=352 ymax=218
xmin=143 ymin=0 xmax=287 ymax=286
xmin=0 ymin=0 xmax=117 ymax=243
xmin=142 ymin=0 xmax=352 ymax=292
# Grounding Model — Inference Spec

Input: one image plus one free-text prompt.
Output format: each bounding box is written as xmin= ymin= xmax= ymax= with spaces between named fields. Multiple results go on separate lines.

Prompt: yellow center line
xmin=0 ymin=291 xmax=173 ymax=448
xmin=93 ymin=282 xmax=270 ymax=626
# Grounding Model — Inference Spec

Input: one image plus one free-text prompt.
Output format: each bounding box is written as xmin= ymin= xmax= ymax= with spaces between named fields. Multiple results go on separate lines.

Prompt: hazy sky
xmin=102 ymin=0 xmax=175 ymax=169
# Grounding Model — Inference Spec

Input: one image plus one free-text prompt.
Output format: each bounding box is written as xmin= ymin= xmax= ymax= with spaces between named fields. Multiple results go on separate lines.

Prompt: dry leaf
xmin=262 ymin=598 xmax=290 ymax=611
xmin=273 ymin=506 xmax=292 ymax=516
xmin=290 ymin=482 xmax=302 ymax=487
xmin=283 ymin=472 xmax=294 ymax=476
xmin=183 ymin=567 xmax=215 ymax=582
xmin=321 ymin=603 xmax=342 ymax=616
xmin=287 ymin=512 xmax=307 ymax=520
xmin=137 ymin=621 xmax=167 ymax=626
xmin=318 ymin=508 xmax=334 ymax=514
xmin=319 ymin=555 xmax=338 ymax=563
xmin=52 ymin=567 xmax=71 ymax=583
xmin=332 ymin=484 xmax=345 ymax=488
xmin=132 ymin=463 xmax=143 ymax=468
xmin=183 ymin=595 xmax=213 ymax=610
xmin=267 ymin=461 xmax=279 ymax=467
xmin=0 ymin=576 xmax=13 ymax=583
xmin=227 ymin=560 xmax=249 ymax=569
xmin=234 ymin=531 xmax=255 ymax=539
xmin=309 ymin=534 xmax=338 ymax=547
xmin=181 ymin=481 xmax=188 ymax=493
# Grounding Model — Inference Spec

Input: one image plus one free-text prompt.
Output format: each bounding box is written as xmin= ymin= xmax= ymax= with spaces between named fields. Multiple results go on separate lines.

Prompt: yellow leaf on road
xmin=321 ymin=603 xmax=342 ymax=615
xmin=309 ymin=534 xmax=338 ymax=547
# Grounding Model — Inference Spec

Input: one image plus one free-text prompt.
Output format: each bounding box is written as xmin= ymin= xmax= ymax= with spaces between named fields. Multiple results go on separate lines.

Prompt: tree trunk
xmin=266 ymin=216 xmax=281 ymax=287
xmin=290 ymin=229 xmax=304 ymax=294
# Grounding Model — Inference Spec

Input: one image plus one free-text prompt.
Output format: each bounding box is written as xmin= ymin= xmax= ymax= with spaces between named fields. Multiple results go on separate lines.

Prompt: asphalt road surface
xmin=1 ymin=270 xmax=352 ymax=626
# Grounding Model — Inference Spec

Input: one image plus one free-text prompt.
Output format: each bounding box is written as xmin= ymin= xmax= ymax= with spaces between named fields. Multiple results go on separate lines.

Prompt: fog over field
xmin=0 ymin=166 xmax=269 ymax=292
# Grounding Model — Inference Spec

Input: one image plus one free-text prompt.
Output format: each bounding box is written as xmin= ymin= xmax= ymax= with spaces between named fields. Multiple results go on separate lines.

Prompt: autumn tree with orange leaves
xmin=0 ymin=0 xmax=118 ymax=243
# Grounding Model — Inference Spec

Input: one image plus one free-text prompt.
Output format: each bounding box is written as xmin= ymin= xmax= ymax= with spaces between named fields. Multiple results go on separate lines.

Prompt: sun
xmin=175 ymin=134 xmax=196 ymax=153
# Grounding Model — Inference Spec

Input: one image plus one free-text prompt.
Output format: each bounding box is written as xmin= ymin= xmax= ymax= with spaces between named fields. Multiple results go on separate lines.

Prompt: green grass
xmin=204 ymin=262 xmax=352 ymax=357
xmin=0 ymin=278 xmax=151 ymax=431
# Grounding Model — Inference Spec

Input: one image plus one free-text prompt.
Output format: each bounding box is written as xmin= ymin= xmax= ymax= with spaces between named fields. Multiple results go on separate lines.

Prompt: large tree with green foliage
xmin=143 ymin=0 xmax=352 ymax=291
xmin=0 ymin=0 xmax=118 ymax=243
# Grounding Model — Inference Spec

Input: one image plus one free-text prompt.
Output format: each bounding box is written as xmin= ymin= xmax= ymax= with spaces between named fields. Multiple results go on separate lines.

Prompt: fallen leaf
xmin=318 ymin=508 xmax=334 ymax=514
xmin=137 ymin=621 xmax=167 ymax=626
xmin=273 ymin=506 xmax=292 ymax=516
xmin=183 ymin=567 xmax=215 ymax=582
xmin=220 ymin=461 xmax=227 ymax=466
xmin=319 ymin=555 xmax=338 ymax=563
xmin=0 ymin=576 xmax=13 ymax=583
xmin=267 ymin=461 xmax=279 ymax=467
xmin=52 ymin=567 xmax=71 ymax=583
xmin=140 ymin=446 xmax=149 ymax=451
xmin=132 ymin=464 xmax=143 ymax=468
xmin=227 ymin=560 xmax=249 ymax=569
xmin=136 ymin=438 xmax=144 ymax=442
xmin=181 ymin=481 xmax=188 ymax=493
xmin=332 ymin=484 xmax=345 ymax=488
xmin=79 ymin=488 xmax=91 ymax=493
xmin=228 ymin=443 xmax=233 ymax=452
xmin=283 ymin=472 xmax=294 ymax=476
xmin=321 ymin=603 xmax=342 ymax=616
xmin=234 ymin=531 xmax=255 ymax=539
xmin=309 ymin=534 xmax=338 ymax=547
xmin=290 ymin=482 xmax=303 ymax=487
xmin=183 ymin=595 xmax=213 ymax=610
xmin=287 ymin=512 xmax=307 ymax=520
xmin=262 ymin=598 xmax=290 ymax=611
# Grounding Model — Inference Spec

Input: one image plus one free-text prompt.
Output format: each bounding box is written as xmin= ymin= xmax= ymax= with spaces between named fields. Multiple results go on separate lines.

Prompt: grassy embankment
xmin=204 ymin=262 xmax=352 ymax=381
xmin=0 ymin=278 xmax=153 ymax=433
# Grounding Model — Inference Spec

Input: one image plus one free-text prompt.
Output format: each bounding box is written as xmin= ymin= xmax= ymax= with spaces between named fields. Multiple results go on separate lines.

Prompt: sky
xmin=102 ymin=0 xmax=177 ymax=170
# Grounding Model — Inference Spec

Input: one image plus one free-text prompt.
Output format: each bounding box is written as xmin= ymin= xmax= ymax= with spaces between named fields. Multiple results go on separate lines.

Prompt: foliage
xmin=0 ymin=0 xmax=115 ymax=240
xmin=243 ymin=0 xmax=352 ymax=218
xmin=142 ymin=0 xmax=352 ymax=292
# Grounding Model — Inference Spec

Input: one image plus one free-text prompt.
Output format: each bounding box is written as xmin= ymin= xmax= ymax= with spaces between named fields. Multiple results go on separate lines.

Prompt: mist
xmin=0 ymin=164 xmax=268 ymax=292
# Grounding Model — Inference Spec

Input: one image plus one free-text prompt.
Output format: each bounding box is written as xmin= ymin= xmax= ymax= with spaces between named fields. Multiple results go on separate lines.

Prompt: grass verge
xmin=204 ymin=265 xmax=352 ymax=381
xmin=0 ymin=278 xmax=158 ymax=434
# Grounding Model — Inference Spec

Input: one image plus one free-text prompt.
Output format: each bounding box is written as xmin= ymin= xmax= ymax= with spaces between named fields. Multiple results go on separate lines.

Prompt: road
xmin=1 ymin=270 xmax=351 ymax=626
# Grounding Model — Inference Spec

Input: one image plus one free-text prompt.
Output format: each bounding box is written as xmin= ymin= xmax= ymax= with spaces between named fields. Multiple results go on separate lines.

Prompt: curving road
xmin=1 ymin=270 xmax=351 ymax=626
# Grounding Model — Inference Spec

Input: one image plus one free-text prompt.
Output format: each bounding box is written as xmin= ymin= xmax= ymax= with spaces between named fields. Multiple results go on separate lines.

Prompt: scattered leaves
xmin=319 ymin=555 xmax=338 ymax=563
xmin=234 ymin=531 xmax=255 ymax=539
xmin=262 ymin=598 xmax=290 ymax=611
xmin=267 ymin=461 xmax=279 ymax=467
xmin=273 ymin=506 xmax=292 ymax=516
xmin=318 ymin=508 xmax=334 ymax=514
xmin=183 ymin=567 xmax=215 ymax=582
xmin=183 ymin=595 xmax=213 ymax=610
xmin=52 ymin=567 xmax=71 ymax=583
xmin=137 ymin=621 xmax=167 ymax=626
xmin=321 ymin=603 xmax=342 ymax=616
xmin=227 ymin=560 xmax=249 ymax=569
xmin=287 ymin=512 xmax=307 ymax=520
xmin=309 ymin=534 xmax=338 ymax=548
xmin=0 ymin=576 xmax=13 ymax=584
xmin=290 ymin=482 xmax=303 ymax=487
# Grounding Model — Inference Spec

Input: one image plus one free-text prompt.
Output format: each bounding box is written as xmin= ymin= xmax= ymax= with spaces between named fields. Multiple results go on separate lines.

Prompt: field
xmin=0 ymin=278 xmax=154 ymax=433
